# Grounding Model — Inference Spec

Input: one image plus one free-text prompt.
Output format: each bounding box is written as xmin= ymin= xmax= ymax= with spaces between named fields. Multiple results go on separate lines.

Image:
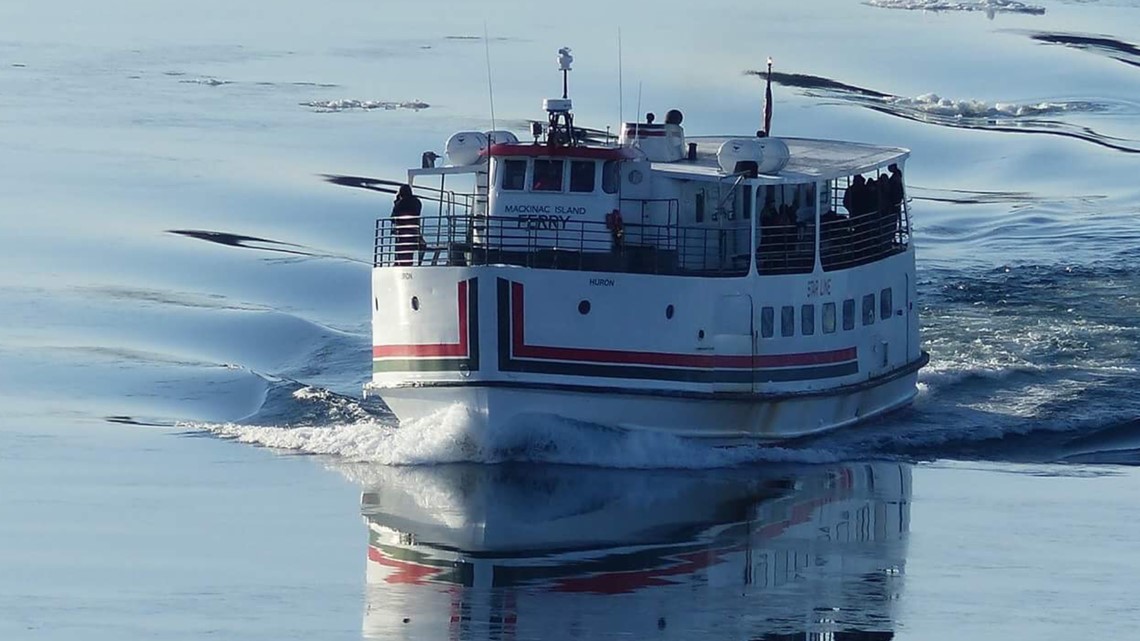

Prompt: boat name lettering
xmin=400 ymin=272 xmax=413 ymax=280
xmin=505 ymin=204 xmax=552 ymax=213
xmin=516 ymin=214 xmax=571 ymax=230
xmin=807 ymin=278 xmax=831 ymax=298
xmin=589 ymin=278 xmax=615 ymax=287
xmin=554 ymin=206 xmax=586 ymax=215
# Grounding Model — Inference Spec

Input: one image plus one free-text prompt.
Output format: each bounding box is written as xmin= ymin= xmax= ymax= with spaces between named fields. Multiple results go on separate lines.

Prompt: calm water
xmin=3 ymin=0 xmax=1140 ymax=639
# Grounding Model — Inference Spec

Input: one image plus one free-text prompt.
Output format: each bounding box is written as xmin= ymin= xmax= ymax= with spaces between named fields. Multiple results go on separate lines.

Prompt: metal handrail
xmin=374 ymin=213 xmax=752 ymax=276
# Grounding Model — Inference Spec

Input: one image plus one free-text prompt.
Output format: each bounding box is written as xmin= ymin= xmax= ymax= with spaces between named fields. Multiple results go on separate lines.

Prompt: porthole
xmin=411 ymin=296 xmax=420 ymax=311
xmin=629 ymin=169 xmax=644 ymax=184
xmin=698 ymin=329 xmax=705 ymax=340
xmin=665 ymin=304 xmax=675 ymax=319
xmin=578 ymin=300 xmax=591 ymax=315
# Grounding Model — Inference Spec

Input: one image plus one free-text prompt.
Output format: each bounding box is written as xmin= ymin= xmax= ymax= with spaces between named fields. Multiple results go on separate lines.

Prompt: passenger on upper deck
xmin=391 ymin=184 xmax=424 ymax=267
xmin=888 ymin=163 xmax=904 ymax=208
xmin=844 ymin=175 xmax=867 ymax=216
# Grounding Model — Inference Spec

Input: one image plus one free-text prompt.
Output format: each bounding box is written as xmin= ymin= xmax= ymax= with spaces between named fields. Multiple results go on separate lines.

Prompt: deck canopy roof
xmin=651 ymin=136 xmax=909 ymax=184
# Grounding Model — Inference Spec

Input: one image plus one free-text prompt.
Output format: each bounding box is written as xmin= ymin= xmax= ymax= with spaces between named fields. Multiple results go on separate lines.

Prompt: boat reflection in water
xmin=358 ymin=463 xmax=911 ymax=640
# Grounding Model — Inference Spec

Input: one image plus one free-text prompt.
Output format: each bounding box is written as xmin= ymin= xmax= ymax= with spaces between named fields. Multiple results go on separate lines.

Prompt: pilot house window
xmin=570 ymin=160 xmax=595 ymax=192
xmin=533 ymin=159 xmax=564 ymax=191
xmin=501 ymin=160 xmax=526 ymax=191
xmin=602 ymin=160 xmax=620 ymax=194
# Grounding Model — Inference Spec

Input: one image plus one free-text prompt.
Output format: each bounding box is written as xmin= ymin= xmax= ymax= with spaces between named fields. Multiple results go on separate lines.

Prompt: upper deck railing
xmin=375 ymin=214 xmax=753 ymax=276
xmin=375 ymin=185 xmax=911 ymax=276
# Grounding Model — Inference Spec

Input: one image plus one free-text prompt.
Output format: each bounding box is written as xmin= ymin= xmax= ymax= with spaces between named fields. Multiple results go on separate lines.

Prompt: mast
xmin=545 ymin=47 xmax=576 ymax=147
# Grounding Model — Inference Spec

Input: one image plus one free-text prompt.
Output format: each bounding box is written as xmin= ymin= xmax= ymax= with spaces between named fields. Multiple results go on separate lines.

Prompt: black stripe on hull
xmin=501 ymin=358 xmax=859 ymax=383
xmin=373 ymin=277 xmax=479 ymax=374
xmin=377 ymin=352 xmax=930 ymax=404
xmin=495 ymin=277 xmax=859 ymax=384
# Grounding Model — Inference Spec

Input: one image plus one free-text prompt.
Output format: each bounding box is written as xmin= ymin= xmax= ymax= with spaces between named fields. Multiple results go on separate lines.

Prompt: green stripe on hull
xmin=373 ymin=358 xmax=471 ymax=373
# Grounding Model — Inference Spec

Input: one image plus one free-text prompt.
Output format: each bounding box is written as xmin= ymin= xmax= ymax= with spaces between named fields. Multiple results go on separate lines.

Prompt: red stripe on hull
xmin=373 ymin=281 xmax=468 ymax=358
xmin=510 ymin=282 xmax=855 ymax=369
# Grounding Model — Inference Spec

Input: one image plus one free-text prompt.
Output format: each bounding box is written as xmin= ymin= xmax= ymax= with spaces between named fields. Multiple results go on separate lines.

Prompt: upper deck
xmin=377 ymin=95 xmax=913 ymax=278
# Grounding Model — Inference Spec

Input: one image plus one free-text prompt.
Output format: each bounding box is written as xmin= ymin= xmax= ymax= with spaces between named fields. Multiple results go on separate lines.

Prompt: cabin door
xmin=712 ymin=294 xmax=755 ymax=393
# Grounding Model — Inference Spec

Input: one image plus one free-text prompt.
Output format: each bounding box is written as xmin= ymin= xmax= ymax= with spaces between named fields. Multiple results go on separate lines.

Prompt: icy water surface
xmin=3 ymin=0 xmax=1140 ymax=639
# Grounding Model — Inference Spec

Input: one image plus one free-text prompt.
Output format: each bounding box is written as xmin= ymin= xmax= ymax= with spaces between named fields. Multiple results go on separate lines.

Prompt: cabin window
xmin=501 ymin=160 xmax=527 ymax=191
xmin=862 ymin=294 xmax=875 ymax=326
xmin=781 ymin=305 xmax=794 ymax=337
xmin=533 ymin=159 xmax=564 ymax=191
xmin=569 ymin=160 xmax=595 ymax=193
xmin=823 ymin=302 xmax=836 ymax=334
xmin=801 ymin=304 xmax=815 ymax=336
xmin=602 ymin=160 xmax=620 ymax=194
xmin=880 ymin=287 xmax=893 ymax=320
xmin=761 ymin=307 xmax=774 ymax=338
xmin=843 ymin=299 xmax=855 ymax=330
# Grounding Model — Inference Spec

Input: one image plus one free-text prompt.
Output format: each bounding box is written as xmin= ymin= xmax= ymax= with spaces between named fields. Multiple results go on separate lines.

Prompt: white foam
xmin=300 ymin=99 xmax=430 ymax=113
xmin=865 ymin=0 xmax=1045 ymax=15
xmin=189 ymin=403 xmax=842 ymax=469
xmin=179 ymin=77 xmax=231 ymax=86
xmin=889 ymin=93 xmax=1078 ymax=119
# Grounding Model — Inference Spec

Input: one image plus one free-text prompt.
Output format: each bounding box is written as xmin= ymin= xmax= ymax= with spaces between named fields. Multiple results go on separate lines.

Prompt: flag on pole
xmin=763 ymin=57 xmax=773 ymax=136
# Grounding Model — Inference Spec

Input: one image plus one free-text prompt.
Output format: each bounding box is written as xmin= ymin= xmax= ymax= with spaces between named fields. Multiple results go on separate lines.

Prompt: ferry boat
xmin=364 ymin=49 xmax=928 ymax=440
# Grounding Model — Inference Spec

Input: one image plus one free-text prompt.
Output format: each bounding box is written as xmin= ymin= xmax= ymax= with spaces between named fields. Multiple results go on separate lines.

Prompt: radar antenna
xmin=545 ymin=47 xmax=577 ymax=147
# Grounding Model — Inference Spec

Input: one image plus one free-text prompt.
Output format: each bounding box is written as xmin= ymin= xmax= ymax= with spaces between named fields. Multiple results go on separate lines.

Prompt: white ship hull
xmin=367 ymin=256 xmax=926 ymax=441
xmin=377 ymin=369 xmax=920 ymax=440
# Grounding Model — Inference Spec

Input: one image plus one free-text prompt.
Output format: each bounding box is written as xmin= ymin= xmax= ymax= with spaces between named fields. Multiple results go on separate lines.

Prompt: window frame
xmin=532 ymin=158 xmax=565 ymax=192
xmin=500 ymin=159 xmax=527 ymax=191
xmin=862 ymin=294 xmax=876 ymax=326
xmin=781 ymin=305 xmax=795 ymax=337
xmin=569 ymin=160 xmax=596 ymax=193
xmin=760 ymin=306 xmax=774 ymax=338
xmin=823 ymin=302 xmax=836 ymax=334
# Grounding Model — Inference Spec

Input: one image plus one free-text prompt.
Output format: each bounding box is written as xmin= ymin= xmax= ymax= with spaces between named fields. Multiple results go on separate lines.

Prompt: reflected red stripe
xmin=373 ymin=280 xmax=468 ymax=358
xmin=368 ymin=546 xmax=439 ymax=585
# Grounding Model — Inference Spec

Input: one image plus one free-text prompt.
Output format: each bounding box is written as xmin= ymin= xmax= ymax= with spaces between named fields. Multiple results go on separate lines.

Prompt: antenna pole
xmin=618 ymin=28 xmax=624 ymax=134
xmin=484 ymin=24 xmax=496 ymax=135
xmin=634 ymin=81 xmax=642 ymax=141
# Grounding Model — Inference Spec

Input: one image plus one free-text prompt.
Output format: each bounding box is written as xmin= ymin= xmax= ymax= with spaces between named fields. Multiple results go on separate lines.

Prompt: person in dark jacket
xmin=887 ymin=164 xmax=904 ymax=206
xmin=843 ymin=174 xmax=866 ymax=216
xmin=391 ymin=184 xmax=423 ymax=266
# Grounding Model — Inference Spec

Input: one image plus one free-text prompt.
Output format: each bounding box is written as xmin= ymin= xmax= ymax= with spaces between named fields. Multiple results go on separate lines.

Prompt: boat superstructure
xmin=365 ymin=49 xmax=927 ymax=440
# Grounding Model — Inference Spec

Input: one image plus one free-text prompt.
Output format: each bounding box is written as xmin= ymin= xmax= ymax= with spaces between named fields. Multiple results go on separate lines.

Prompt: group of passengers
xmin=755 ymin=164 xmax=906 ymax=273
xmin=823 ymin=164 xmax=906 ymax=266
xmin=757 ymin=192 xmax=814 ymax=272
xmin=843 ymin=164 xmax=904 ymax=221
